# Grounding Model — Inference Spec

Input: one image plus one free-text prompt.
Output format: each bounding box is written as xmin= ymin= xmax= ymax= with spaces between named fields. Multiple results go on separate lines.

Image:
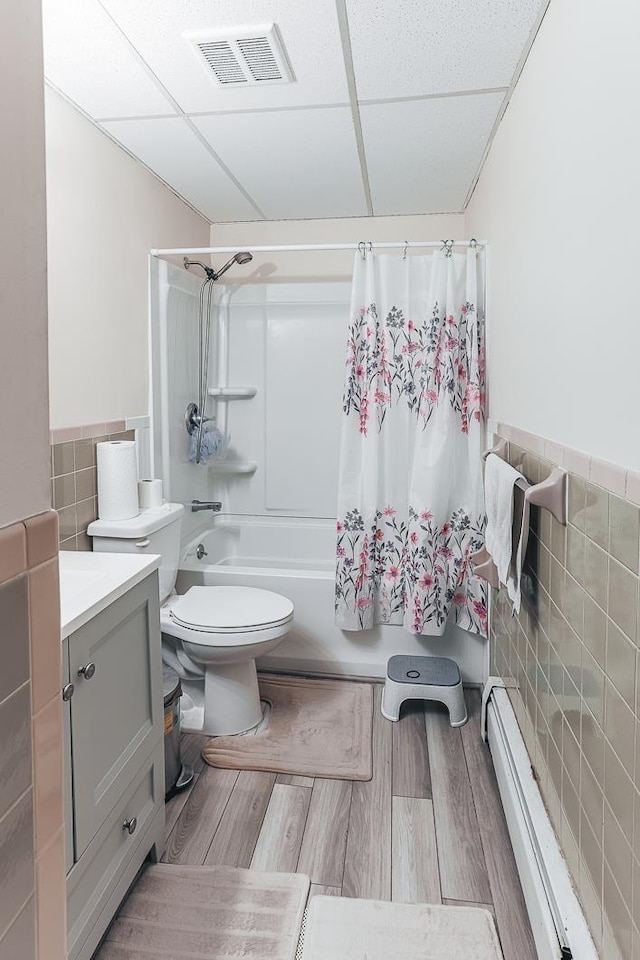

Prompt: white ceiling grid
xmin=346 ymin=0 xmax=543 ymax=99
xmin=101 ymin=117 xmax=261 ymax=221
xmin=41 ymin=0 xmax=175 ymax=118
xmin=193 ymin=108 xmax=368 ymax=220
xmin=42 ymin=0 xmax=546 ymax=223
xmin=361 ymin=93 xmax=506 ymax=216
xmin=97 ymin=0 xmax=352 ymax=113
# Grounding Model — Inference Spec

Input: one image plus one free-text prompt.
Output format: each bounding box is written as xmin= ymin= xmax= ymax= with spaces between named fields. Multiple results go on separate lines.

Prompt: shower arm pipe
xmin=151 ymin=240 xmax=486 ymax=256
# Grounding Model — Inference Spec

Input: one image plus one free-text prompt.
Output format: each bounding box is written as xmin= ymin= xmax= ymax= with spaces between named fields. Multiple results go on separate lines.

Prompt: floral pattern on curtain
xmin=335 ymin=248 xmax=487 ymax=637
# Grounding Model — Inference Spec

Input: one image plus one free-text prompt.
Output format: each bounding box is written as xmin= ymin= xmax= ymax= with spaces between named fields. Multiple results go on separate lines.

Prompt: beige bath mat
xmin=300 ymin=896 xmax=504 ymax=960
xmin=203 ymin=675 xmax=373 ymax=780
xmin=95 ymin=863 xmax=309 ymax=960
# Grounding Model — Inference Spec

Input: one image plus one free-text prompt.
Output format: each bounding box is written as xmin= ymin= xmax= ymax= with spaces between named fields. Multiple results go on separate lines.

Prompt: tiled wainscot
xmin=490 ymin=430 xmax=640 ymax=960
xmin=0 ymin=512 xmax=65 ymax=960
xmin=50 ymin=422 xmax=134 ymax=550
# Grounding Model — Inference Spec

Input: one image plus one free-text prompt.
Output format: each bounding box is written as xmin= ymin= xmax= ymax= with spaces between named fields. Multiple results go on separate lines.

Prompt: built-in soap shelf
xmin=208 ymin=459 xmax=257 ymax=475
xmin=208 ymin=387 xmax=257 ymax=400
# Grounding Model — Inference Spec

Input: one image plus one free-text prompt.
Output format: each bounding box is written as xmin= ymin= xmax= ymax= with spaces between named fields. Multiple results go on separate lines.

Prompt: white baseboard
xmin=486 ymin=687 xmax=598 ymax=960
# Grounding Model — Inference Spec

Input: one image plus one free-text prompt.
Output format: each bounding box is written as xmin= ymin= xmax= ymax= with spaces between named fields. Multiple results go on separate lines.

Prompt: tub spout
xmin=191 ymin=500 xmax=223 ymax=513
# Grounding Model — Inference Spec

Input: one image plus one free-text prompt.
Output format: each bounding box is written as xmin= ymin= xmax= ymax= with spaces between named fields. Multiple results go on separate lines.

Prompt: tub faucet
xmin=191 ymin=500 xmax=223 ymax=513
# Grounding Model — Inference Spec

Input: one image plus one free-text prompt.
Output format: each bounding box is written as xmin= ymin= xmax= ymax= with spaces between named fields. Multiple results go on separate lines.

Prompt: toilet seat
xmin=165 ymin=585 xmax=294 ymax=642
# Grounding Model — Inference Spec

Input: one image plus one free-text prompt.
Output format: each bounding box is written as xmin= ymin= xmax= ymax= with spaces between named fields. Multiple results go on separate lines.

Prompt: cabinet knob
xmin=77 ymin=662 xmax=96 ymax=680
xmin=62 ymin=683 xmax=75 ymax=701
xmin=122 ymin=817 xmax=137 ymax=836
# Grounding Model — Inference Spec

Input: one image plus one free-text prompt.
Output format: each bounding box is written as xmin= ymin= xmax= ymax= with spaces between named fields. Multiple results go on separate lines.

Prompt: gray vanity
xmin=59 ymin=552 xmax=165 ymax=960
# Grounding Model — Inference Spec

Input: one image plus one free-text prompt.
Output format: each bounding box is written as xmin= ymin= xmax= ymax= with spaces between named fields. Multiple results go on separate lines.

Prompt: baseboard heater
xmin=483 ymin=682 xmax=598 ymax=960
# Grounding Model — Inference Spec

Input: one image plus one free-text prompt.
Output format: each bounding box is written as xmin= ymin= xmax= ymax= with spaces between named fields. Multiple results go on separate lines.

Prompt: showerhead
xmin=183 ymin=251 xmax=253 ymax=281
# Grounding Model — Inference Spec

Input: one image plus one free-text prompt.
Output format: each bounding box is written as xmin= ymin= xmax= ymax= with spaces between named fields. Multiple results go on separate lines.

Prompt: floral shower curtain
xmin=335 ymin=247 xmax=488 ymax=637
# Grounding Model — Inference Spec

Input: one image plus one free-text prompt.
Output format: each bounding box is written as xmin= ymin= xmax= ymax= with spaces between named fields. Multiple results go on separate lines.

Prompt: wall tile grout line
xmin=0 ymin=784 xmax=34 ymax=832
xmin=0 ymin=677 xmax=31 ymax=712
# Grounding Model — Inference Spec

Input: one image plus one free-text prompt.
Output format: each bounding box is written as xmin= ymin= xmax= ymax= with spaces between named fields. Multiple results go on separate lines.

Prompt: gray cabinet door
xmin=68 ymin=573 xmax=162 ymax=857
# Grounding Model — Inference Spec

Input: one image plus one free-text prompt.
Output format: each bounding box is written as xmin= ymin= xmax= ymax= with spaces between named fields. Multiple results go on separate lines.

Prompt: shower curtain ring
xmin=402 ymin=241 xmax=409 ymax=260
xmin=367 ymin=241 xmax=373 ymax=255
xmin=470 ymin=238 xmax=477 ymax=250
xmin=441 ymin=239 xmax=453 ymax=258
xmin=358 ymin=241 xmax=366 ymax=261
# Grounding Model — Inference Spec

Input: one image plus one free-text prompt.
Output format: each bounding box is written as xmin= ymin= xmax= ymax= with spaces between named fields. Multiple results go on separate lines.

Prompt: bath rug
xmin=95 ymin=862 xmax=309 ymax=960
xmin=299 ymin=896 xmax=504 ymax=960
xmin=203 ymin=675 xmax=373 ymax=780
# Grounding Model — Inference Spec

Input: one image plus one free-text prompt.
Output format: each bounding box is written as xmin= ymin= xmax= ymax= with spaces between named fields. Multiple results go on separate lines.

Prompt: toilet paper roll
xmin=138 ymin=479 xmax=163 ymax=510
xmin=97 ymin=441 xmax=139 ymax=521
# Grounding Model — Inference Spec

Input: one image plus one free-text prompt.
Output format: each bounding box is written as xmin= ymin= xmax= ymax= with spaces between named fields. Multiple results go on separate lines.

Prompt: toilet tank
xmin=88 ymin=503 xmax=184 ymax=602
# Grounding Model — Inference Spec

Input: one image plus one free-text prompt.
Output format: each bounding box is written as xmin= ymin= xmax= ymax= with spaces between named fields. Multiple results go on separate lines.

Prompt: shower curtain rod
xmin=150 ymin=240 xmax=485 ymax=256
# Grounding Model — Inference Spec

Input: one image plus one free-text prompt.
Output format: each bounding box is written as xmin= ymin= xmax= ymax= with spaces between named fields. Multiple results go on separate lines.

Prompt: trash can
xmin=163 ymin=665 xmax=194 ymax=799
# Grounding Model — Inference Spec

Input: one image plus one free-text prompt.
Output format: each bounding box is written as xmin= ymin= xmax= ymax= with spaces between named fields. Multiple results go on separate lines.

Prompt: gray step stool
xmin=381 ymin=655 xmax=467 ymax=727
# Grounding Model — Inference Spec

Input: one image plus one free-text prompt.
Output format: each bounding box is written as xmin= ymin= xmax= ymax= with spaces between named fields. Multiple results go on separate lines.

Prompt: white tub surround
xmin=59 ymin=549 xmax=160 ymax=636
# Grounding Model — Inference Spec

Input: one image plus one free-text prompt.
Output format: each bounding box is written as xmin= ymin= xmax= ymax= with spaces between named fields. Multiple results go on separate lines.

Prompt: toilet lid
xmin=170 ymin=586 xmax=294 ymax=633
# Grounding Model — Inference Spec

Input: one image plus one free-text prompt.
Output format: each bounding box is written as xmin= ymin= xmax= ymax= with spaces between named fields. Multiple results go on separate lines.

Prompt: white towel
xmin=484 ymin=453 xmax=526 ymax=613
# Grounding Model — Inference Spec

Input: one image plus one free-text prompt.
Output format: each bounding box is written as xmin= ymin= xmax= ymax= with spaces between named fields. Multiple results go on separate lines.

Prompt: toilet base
xmin=204 ymin=658 xmax=264 ymax=735
xmin=177 ymin=663 xmax=264 ymax=736
xmin=178 ymin=683 xmax=205 ymax=733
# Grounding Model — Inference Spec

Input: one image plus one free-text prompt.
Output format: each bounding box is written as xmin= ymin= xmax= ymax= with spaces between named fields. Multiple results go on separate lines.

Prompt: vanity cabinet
xmin=62 ymin=572 xmax=165 ymax=960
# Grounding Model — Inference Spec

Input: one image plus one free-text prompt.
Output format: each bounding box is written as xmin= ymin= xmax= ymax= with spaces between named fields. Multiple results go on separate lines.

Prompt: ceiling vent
xmin=186 ymin=23 xmax=293 ymax=87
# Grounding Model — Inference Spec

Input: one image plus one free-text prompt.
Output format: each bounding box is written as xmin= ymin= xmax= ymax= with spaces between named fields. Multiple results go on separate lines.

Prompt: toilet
xmin=88 ymin=503 xmax=293 ymax=735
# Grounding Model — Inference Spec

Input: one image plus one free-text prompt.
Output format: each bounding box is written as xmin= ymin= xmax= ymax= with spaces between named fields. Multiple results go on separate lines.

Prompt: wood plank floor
xmin=163 ymin=683 xmax=536 ymax=960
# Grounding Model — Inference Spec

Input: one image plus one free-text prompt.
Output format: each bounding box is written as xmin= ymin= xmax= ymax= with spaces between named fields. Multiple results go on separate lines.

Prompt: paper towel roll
xmin=97 ymin=441 xmax=139 ymax=521
xmin=138 ymin=479 xmax=163 ymax=510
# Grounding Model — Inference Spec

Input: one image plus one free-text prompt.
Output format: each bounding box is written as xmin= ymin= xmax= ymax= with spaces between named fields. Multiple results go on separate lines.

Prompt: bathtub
xmin=176 ymin=515 xmax=487 ymax=681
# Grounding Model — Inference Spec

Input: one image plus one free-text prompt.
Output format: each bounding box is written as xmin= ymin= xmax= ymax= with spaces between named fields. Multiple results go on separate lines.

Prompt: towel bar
xmin=473 ymin=440 xmax=568 ymax=592
xmin=483 ymin=441 xmax=567 ymax=526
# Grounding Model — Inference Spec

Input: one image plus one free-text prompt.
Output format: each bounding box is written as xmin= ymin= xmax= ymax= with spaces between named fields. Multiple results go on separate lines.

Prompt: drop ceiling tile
xmin=101 ymin=117 xmax=261 ymax=221
xmin=42 ymin=0 xmax=174 ymax=118
xmin=193 ymin=108 xmax=367 ymax=220
xmin=362 ymin=93 xmax=505 ymax=215
xmin=347 ymin=0 xmax=543 ymax=99
xmin=100 ymin=0 xmax=350 ymax=114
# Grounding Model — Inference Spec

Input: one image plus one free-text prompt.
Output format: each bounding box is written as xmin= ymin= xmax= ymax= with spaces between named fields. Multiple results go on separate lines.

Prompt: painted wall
xmin=0 ymin=1 xmax=50 ymax=526
xmin=466 ymin=0 xmax=639 ymax=470
xmin=0 ymin=6 xmax=66 ymax=960
xmin=45 ymin=89 xmax=210 ymax=430
xmin=210 ymin=213 xmax=466 ymax=283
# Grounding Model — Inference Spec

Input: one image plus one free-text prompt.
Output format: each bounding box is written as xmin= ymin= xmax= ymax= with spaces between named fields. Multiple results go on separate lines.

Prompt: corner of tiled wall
xmin=490 ymin=424 xmax=640 ymax=960
xmin=51 ymin=422 xmax=134 ymax=551
xmin=0 ymin=511 xmax=66 ymax=960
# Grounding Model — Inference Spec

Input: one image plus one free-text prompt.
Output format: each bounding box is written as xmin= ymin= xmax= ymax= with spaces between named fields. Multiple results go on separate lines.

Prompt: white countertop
xmin=59 ymin=550 xmax=160 ymax=638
